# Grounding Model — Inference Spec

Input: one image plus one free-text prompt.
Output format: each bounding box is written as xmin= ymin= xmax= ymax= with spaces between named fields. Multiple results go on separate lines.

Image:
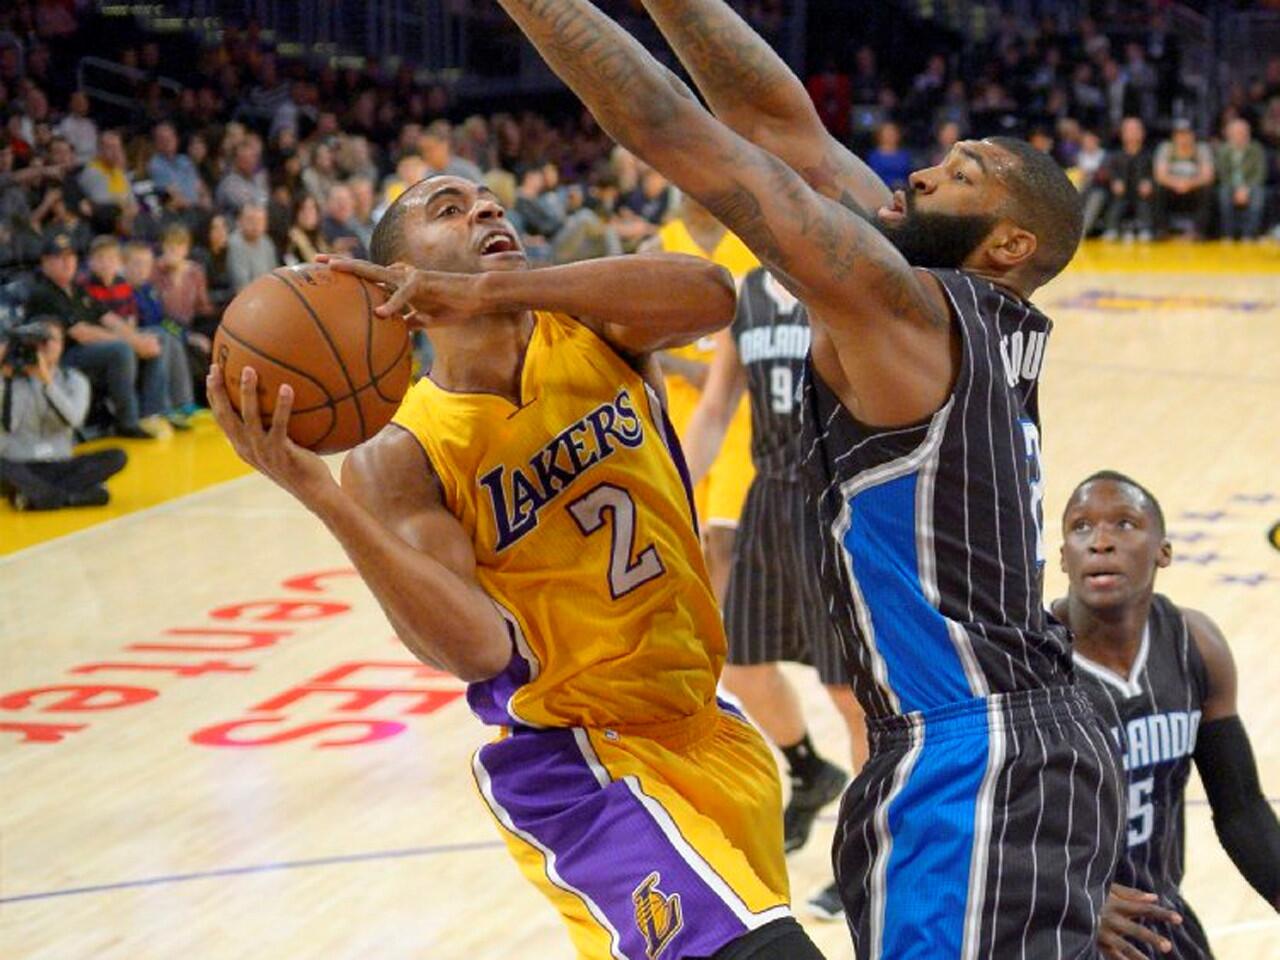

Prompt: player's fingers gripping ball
xmin=212 ymin=264 xmax=413 ymax=453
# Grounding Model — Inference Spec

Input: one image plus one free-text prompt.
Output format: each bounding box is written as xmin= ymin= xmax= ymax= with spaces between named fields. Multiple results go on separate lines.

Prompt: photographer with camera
xmin=0 ymin=318 xmax=126 ymax=511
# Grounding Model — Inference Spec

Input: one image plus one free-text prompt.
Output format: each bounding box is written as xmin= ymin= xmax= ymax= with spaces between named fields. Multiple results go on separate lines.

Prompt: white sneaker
xmin=139 ymin=415 xmax=174 ymax=439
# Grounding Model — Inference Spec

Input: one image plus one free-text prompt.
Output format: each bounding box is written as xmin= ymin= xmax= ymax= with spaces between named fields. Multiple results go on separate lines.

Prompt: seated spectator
xmin=153 ymin=224 xmax=217 ymax=401
xmin=620 ymin=166 xmax=673 ymax=228
xmin=227 ymin=204 xmax=279 ymax=292
xmin=0 ymin=318 xmax=127 ymax=510
xmin=283 ymin=195 xmax=328 ymax=265
xmin=124 ymin=241 xmax=194 ymax=427
xmin=54 ymin=91 xmax=97 ymax=164
xmin=301 ymin=141 xmax=340 ymax=205
xmin=513 ymin=164 xmax=563 ymax=242
xmin=419 ymin=120 xmax=484 ymax=183
xmin=199 ymin=214 xmax=235 ymax=315
xmin=1103 ymin=117 xmax=1155 ymax=242
xmin=319 ymin=184 xmax=369 ymax=259
xmin=215 ymin=139 xmax=270 ymax=214
xmin=1153 ymin=120 xmax=1214 ymax=239
xmin=77 ymin=130 xmax=137 ymax=230
xmin=1216 ymin=118 xmax=1267 ymax=241
xmin=865 ymin=122 xmax=914 ymax=191
xmin=146 ymin=122 xmax=202 ymax=207
xmin=23 ymin=233 xmax=157 ymax=439
xmin=1072 ymin=130 xmax=1110 ymax=236
xmin=925 ymin=120 xmax=961 ymax=168
xmin=348 ymin=175 xmax=377 ymax=251
xmin=378 ymin=154 xmax=427 ymax=215
xmin=82 ymin=235 xmax=172 ymax=433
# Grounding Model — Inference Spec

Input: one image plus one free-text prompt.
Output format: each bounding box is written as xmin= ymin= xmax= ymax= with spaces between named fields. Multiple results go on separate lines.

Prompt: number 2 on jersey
xmin=567 ymin=483 xmax=666 ymax=598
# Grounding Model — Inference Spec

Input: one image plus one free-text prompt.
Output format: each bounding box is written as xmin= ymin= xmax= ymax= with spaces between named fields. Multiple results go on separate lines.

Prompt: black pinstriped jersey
xmin=1074 ymin=594 xmax=1209 ymax=902
xmin=800 ymin=268 xmax=1075 ymax=720
xmin=731 ymin=267 xmax=809 ymax=480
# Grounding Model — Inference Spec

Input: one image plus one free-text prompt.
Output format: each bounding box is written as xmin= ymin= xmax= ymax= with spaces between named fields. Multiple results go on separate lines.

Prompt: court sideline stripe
xmin=0 ymin=839 xmax=505 ymax=904
xmin=0 ymin=473 xmax=258 ymax=566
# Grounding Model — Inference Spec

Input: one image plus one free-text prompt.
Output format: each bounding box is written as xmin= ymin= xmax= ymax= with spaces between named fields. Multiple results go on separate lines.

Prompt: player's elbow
xmin=691 ymin=262 xmax=737 ymax=334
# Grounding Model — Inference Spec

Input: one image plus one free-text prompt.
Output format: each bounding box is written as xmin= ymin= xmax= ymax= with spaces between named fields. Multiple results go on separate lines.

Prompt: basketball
xmin=212 ymin=264 xmax=412 ymax=453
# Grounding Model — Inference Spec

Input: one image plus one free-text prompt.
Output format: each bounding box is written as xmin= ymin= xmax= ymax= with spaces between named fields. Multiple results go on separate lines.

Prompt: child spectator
xmin=124 ymin=241 xmax=194 ymax=428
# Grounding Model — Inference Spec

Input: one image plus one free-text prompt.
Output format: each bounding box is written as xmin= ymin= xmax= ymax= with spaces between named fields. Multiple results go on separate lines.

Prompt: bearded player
xmin=497 ymin=1 xmax=1122 ymax=956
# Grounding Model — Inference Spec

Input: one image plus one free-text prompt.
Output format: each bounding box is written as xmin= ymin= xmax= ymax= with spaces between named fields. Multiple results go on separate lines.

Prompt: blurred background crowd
xmin=0 ymin=0 xmax=1278 ymax=502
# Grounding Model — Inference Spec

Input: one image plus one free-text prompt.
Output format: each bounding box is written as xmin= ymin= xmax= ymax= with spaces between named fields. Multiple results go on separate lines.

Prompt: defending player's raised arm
xmin=682 ymin=330 xmax=747 ymax=483
xmin=496 ymin=0 xmax=951 ymax=421
xmin=1184 ymin=608 xmax=1280 ymax=910
xmin=639 ymin=0 xmax=891 ymax=217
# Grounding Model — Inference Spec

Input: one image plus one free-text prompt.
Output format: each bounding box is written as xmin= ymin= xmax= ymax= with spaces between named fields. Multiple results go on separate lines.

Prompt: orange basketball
xmin=212 ymin=264 xmax=412 ymax=453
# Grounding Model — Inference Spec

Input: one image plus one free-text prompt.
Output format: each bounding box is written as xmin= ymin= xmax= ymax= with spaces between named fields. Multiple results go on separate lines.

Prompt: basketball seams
xmin=270 ymin=270 xmax=368 ymax=440
xmin=217 ymin=325 xmax=339 ymax=448
xmin=356 ymin=275 xmax=412 ymax=403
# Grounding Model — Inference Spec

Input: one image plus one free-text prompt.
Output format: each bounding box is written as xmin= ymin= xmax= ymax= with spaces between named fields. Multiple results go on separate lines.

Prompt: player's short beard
xmin=874 ymin=191 xmax=999 ymax=269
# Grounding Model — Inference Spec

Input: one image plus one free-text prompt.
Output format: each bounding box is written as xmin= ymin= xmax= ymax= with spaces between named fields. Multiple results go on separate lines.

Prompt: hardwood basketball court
xmin=2 ymin=241 xmax=1277 ymax=959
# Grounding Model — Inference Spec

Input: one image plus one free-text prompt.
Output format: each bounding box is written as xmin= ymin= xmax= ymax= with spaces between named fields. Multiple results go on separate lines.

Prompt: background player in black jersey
xmin=684 ymin=265 xmax=868 ymax=920
xmin=498 ymin=0 xmax=1120 ymax=955
xmin=1054 ymin=471 xmax=1280 ymax=959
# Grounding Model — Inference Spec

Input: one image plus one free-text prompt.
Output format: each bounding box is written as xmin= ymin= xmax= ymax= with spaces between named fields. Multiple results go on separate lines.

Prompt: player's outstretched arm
xmin=326 ymin=253 xmax=736 ymax=355
xmin=497 ymin=0 xmax=952 ymax=426
xmin=682 ymin=330 xmax=746 ymax=483
xmin=208 ymin=365 xmax=510 ymax=682
xmin=638 ymin=0 xmax=890 ymax=216
xmin=1185 ymin=608 xmax=1280 ymax=910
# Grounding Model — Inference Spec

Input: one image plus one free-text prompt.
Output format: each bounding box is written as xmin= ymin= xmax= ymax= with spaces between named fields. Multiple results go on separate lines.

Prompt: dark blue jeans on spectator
xmin=62 ymin=339 xmax=162 ymax=430
xmin=1218 ymin=184 xmax=1266 ymax=240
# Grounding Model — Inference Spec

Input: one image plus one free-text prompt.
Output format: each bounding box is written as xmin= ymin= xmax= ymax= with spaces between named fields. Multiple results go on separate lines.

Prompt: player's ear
xmin=1156 ymin=538 xmax=1173 ymax=569
xmin=986 ymin=222 xmax=1037 ymax=271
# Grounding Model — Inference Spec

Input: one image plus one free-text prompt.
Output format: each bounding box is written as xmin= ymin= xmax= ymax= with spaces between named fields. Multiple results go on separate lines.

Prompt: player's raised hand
xmin=318 ymin=255 xmax=487 ymax=328
xmin=207 ymin=363 xmax=336 ymax=505
xmin=1098 ymin=884 xmax=1182 ymax=959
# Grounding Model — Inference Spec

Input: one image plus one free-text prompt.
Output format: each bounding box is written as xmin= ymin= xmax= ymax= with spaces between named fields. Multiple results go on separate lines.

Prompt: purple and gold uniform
xmin=393 ymin=311 xmax=790 ymax=959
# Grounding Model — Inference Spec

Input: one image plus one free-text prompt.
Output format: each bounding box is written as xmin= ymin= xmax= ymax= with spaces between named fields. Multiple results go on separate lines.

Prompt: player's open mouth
xmin=478 ymin=231 xmax=522 ymax=257
xmin=877 ymin=190 xmax=907 ymax=224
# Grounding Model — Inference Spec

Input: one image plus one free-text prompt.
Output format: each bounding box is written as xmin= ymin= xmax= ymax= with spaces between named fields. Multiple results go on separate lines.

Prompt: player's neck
xmin=1065 ymin=592 xmax=1151 ymax=673
xmin=428 ymin=310 xmax=534 ymax=401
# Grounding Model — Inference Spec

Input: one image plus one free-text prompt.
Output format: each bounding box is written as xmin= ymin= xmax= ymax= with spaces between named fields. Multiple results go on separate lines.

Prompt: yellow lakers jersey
xmin=656 ymin=219 xmax=760 ymax=367
xmin=392 ymin=312 xmax=726 ymax=729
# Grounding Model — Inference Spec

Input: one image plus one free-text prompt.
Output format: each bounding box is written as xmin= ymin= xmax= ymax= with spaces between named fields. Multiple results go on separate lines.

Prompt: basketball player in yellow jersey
xmin=651 ymin=198 xmax=758 ymax=599
xmin=207 ymin=175 xmax=825 ymax=960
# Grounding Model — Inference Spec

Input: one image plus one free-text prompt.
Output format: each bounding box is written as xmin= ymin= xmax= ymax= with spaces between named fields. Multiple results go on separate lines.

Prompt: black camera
xmin=1 ymin=321 xmax=55 ymax=372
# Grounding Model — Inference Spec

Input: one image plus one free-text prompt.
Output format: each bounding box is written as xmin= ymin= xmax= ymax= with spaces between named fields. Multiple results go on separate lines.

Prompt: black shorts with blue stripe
xmin=834 ymin=687 xmax=1123 ymax=959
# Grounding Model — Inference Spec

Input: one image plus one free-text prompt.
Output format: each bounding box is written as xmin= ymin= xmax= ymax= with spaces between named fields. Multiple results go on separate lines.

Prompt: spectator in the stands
xmin=1216 ymin=118 xmax=1267 ymax=241
xmin=283 ymin=194 xmax=328 ymax=265
xmin=124 ymin=241 xmax=194 ymax=427
xmin=215 ymin=138 xmax=269 ymax=214
xmin=513 ymin=163 xmax=562 ymax=242
xmin=227 ymin=204 xmax=278 ymax=292
xmin=146 ymin=122 xmax=202 ymax=207
xmin=78 ymin=130 xmax=136 ymax=226
xmin=54 ymin=90 xmax=97 ymax=163
xmin=850 ymin=45 xmax=880 ymax=106
xmin=807 ymin=59 xmax=851 ymax=140
xmin=1103 ymin=116 xmax=1155 ymax=242
xmin=319 ymin=183 xmax=368 ymax=259
xmin=348 ymin=175 xmax=377 ymax=251
xmin=865 ymin=122 xmax=914 ymax=191
xmin=301 ymin=140 xmax=340 ymax=205
xmin=24 ymin=233 xmax=157 ymax=439
xmin=419 ymin=120 xmax=484 ymax=183
xmin=1073 ymin=130 xmax=1110 ymax=236
xmin=199 ymin=213 xmax=235 ymax=314
xmin=153 ymin=223 xmax=217 ymax=398
xmin=1153 ymin=119 xmax=1214 ymax=239
xmin=0 ymin=318 xmax=127 ymax=511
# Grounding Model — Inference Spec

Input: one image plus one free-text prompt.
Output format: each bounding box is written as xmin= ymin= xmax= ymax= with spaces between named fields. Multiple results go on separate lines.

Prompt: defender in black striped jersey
xmin=683 ymin=266 xmax=868 ymax=916
xmin=1054 ymin=472 xmax=1280 ymax=960
xmin=499 ymin=0 xmax=1122 ymax=956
